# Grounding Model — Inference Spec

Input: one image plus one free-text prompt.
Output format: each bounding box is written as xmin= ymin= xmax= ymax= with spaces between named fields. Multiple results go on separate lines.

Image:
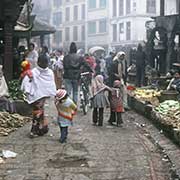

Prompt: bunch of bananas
xmin=133 ymin=88 xmax=162 ymax=106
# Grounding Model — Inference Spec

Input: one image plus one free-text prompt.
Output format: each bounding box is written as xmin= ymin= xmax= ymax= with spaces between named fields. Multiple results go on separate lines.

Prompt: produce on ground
xmin=0 ymin=112 xmax=31 ymax=136
xmin=133 ymin=88 xmax=161 ymax=106
xmin=154 ymin=100 xmax=180 ymax=129
xmin=8 ymin=80 xmax=24 ymax=100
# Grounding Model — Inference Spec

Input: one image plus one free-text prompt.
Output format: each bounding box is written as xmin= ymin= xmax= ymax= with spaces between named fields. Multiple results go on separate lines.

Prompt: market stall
xmin=128 ymin=86 xmax=180 ymax=145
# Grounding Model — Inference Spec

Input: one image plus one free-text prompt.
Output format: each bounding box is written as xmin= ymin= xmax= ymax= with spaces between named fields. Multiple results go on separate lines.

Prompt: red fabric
xmin=85 ymin=56 xmax=96 ymax=70
xmin=58 ymin=112 xmax=73 ymax=121
xmin=109 ymin=88 xmax=124 ymax=112
xmin=127 ymin=85 xmax=136 ymax=91
xmin=20 ymin=60 xmax=32 ymax=79
xmin=20 ymin=70 xmax=33 ymax=79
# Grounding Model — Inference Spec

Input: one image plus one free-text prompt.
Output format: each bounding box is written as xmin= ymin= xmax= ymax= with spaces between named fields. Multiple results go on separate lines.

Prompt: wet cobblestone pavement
xmin=0 ymin=100 xmax=180 ymax=180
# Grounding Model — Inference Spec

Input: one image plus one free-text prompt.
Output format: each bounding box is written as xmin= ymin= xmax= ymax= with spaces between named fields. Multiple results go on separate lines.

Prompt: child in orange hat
xmin=55 ymin=89 xmax=77 ymax=143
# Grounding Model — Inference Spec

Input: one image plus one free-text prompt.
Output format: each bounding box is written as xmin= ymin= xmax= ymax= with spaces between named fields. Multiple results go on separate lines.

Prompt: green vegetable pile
xmin=8 ymin=80 xmax=24 ymax=100
xmin=154 ymin=100 xmax=180 ymax=129
xmin=155 ymin=100 xmax=180 ymax=115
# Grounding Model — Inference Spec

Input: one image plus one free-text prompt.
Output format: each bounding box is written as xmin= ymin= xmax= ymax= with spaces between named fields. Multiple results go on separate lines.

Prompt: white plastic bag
xmin=2 ymin=150 xmax=17 ymax=158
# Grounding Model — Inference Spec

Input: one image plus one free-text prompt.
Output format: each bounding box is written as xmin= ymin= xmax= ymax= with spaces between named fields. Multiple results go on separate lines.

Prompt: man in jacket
xmin=135 ymin=43 xmax=146 ymax=87
xmin=63 ymin=42 xmax=92 ymax=104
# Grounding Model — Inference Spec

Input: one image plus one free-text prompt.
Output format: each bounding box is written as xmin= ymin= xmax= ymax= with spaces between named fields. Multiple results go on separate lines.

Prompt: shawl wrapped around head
xmin=92 ymin=75 xmax=110 ymax=96
xmin=113 ymin=51 xmax=126 ymax=80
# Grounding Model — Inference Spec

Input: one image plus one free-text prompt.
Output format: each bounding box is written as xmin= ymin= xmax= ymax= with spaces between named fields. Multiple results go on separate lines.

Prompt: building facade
xmin=50 ymin=0 xmax=86 ymax=51
xmin=85 ymin=0 xmax=109 ymax=51
xmin=109 ymin=0 xmax=159 ymax=51
xmin=48 ymin=0 xmax=178 ymax=52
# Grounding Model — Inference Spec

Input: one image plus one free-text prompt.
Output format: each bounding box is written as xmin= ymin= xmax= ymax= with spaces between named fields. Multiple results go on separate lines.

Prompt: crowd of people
xmin=0 ymin=41 xmax=154 ymax=143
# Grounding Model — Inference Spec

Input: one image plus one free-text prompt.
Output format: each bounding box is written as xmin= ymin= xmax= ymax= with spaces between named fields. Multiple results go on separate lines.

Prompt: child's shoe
xmin=29 ymin=132 xmax=38 ymax=138
xmin=108 ymin=120 xmax=114 ymax=126
xmin=117 ymin=122 xmax=123 ymax=127
xmin=92 ymin=122 xmax=97 ymax=126
xmin=59 ymin=139 xmax=67 ymax=144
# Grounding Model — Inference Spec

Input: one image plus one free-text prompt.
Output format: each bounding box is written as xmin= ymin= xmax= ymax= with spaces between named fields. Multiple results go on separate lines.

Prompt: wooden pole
xmin=4 ymin=22 xmax=13 ymax=80
xmin=160 ymin=0 xmax=165 ymax=16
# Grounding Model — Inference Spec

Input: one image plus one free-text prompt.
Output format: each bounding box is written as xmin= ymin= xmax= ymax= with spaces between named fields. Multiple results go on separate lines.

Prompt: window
xmin=126 ymin=22 xmax=131 ymax=40
xmin=119 ymin=0 xmax=124 ymax=16
xmin=99 ymin=19 xmax=106 ymax=33
xmin=53 ymin=12 xmax=62 ymax=26
xmin=53 ymin=0 xmax=62 ymax=7
xmin=81 ymin=4 xmax=85 ymax=19
xmin=119 ymin=23 xmax=124 ymax=33
xmin=81 ymin=25 xmax=85 ymax=41
xmin=65 ymin=7 xmax=70 ymax=21
xmin=113 ymin=0 xmax=117 ymax=17
xmin=88 ymin=0 xmax=96 ymax=9
xmin=73 ymin=5 xmax=78 ymax=20
xmin=54 ymin=30 xmax=62 ymax=45
xmin=119 ymin=23 xmax=124 ymax=41
xmin=100 ymin=0 xmax=106 ymax=8
xmin=147 ymin=0 xmax=156 ymax=13
xmin=112 ymin=24 xmax=117 ymax=42
xmin=73 ymin=26 xmax=78 ymax=41
xmin=177 ymin=0 xmax=179 ymax=13
xmin=65 ymin=27 xmax=70 ymax=41
xmin=126 ymin=0 xmax=131 ymax=14
xmin=88 ymin=21 xmax=96 ymax=34
xmin=132 ymin=0 xmax=136 ymax=12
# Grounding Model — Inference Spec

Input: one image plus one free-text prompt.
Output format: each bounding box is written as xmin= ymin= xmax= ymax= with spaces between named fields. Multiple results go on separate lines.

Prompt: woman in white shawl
xmin=21 ymin=55 xmax=56 ymax=137
xmin=0 ymin=65 xmax=15 ymax=112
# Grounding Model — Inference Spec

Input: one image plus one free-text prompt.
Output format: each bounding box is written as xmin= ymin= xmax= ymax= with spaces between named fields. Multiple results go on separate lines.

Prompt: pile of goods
xmin=133 ymin=88 xmax=162 ymax=106
xmin=154 ymin=100 xmax=180 ymax=129
xmin=8 ymin=80 xmax=24 ymax=100
xmin=0 ymin=112 xmax=31 ymax=136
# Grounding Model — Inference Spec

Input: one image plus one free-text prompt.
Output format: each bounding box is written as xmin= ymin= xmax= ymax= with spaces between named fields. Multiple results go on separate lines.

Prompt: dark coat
xmin=135 ymin=51 xmax=146 ymax=68
xmin=63 ymin=53 xmax=92 ymax=80
xmin=109 ymin=59 xmax=127 ymax=87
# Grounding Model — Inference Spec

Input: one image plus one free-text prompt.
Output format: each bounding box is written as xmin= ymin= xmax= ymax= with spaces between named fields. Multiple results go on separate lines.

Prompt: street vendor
xmin=110 ymin=51 xmax=129 ymax=109
xmin=167 ymin=70 xmax=180 ymax=95
xmin=0 ymin=65 xmax=15 ymax=112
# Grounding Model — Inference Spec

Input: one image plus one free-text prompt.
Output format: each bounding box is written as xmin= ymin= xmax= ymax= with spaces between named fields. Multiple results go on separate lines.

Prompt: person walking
xmin=53 ymin=49 xmax=64 ymax=89
xmin=91 ymin=75 xmax=111 ymax=126
xmin=26 ymin=43 xmax=38 ymax=69
xmin=105 ymin=50 xmax=116 ymax=86
xmin=41 ymin=46 xmax=50 ymax=65
xmin=21 ymin=55 xmax=56 ymax=138
xmin=135 ymin=43 xmax=146 ymax=87
xmin=63 ymin=42 xmax=92 ymax=104
xmin=109 ymin=80 xmax=124 ymax=127
xmin=55 ymin=89 xmax=77 ymax=143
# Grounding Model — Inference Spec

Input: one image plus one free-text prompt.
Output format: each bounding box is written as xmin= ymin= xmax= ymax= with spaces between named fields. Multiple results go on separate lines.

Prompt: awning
xmin=0 ymin=17 xmax=56 ymax=38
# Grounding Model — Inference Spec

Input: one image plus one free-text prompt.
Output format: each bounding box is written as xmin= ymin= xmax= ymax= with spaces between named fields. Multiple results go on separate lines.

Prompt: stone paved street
xmin=0 ymin=100 xmax=180 ymax=180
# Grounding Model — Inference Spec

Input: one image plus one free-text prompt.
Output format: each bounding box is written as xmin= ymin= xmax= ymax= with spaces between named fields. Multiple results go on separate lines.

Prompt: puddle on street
xmin=47 ymin=143 xmax=89 ymax=168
